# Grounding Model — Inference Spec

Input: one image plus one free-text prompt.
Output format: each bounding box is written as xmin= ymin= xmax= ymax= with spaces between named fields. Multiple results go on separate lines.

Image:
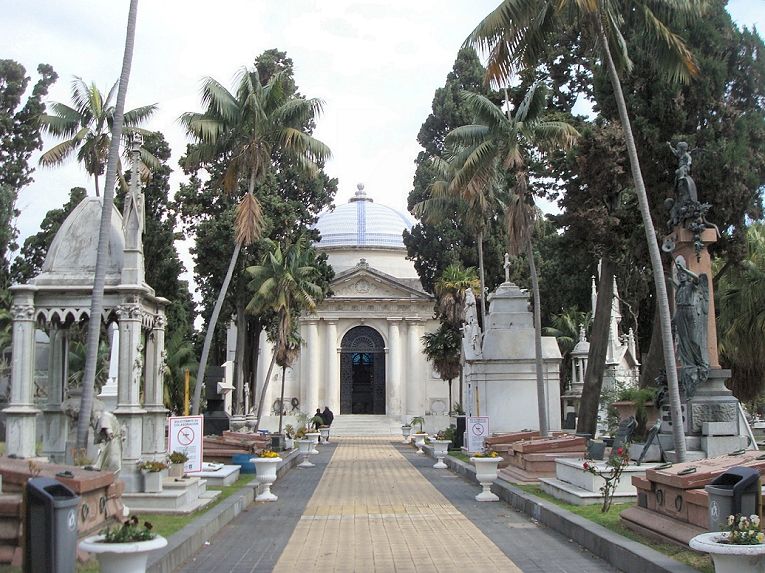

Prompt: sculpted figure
xmin=672 ymin=258 xmax=709 ymax=397
xmin=462 ymin=288 xmax=482 ymax=359
xmin=92 ymin=407 xmax=123 ymax=474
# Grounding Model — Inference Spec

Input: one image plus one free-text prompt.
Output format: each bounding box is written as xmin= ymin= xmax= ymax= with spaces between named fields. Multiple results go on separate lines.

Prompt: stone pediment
xmin=330 ymin=266 xmax=430 ymax=301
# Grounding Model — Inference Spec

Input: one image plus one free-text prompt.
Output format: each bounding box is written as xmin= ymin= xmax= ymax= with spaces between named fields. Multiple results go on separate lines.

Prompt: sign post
xmin=466 ymin=416 xmax=489 ymax=453
xmin=168 ymin=415 xmax=204 ymax=473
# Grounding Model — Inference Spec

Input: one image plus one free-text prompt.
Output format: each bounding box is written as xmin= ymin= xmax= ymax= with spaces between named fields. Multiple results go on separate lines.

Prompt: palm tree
xmin=422 ymin=324 xmax=461 ymax=414
xmin=39 ymin=77 xmax=157 ymax=196
xmin=76 ymin=0 xmax=140 ymax=448
xmin=466 ymin=0 xmax=704 ymax=460
xmin=162 ymin=332 xmax=197 ymax=414
xmin=180 ymin=68 xmax=331 ymax=415
xmin=446 ymin=83 xmax=578 ymax=437
xmin=544 ymin=308 xmax=592 ymax=392
xmin=414 ymin=155 xmax=496 ymax=331
xmin=246 ymin=236 xmax=325 ymax=430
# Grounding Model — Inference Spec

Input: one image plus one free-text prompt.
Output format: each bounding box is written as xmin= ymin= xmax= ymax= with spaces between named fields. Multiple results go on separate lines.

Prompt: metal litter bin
xmin=705 ymin=466 xmax=761 ymax=531
xmin=24 ymin=476 xmax=80 ymax=573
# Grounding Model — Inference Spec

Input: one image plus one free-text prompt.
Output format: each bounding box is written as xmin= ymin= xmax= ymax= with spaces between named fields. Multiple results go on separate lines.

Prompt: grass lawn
xmin=448 ymin=451 xmax=470 ymax=463
xmin=516 ymin=484 xmax=713 ymax=573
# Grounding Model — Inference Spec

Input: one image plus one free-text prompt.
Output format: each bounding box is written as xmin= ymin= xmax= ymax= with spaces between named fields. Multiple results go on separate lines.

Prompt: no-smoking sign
xmin=168 ymin=416 xmax=204 ymax=473
xmin=177 ymin=426 xmax=195 ymax=446
xmin=466 ymin=416 xmax=489 ymax=453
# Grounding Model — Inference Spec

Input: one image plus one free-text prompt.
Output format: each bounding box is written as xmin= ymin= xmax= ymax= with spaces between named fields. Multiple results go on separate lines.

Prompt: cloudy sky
xmin=3 ymin=0 xmax=763 ymax=281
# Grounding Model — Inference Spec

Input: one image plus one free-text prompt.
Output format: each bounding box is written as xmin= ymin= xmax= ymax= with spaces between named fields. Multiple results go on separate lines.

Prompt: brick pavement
xmin=177 ymin=437 xmax=615 ymax=572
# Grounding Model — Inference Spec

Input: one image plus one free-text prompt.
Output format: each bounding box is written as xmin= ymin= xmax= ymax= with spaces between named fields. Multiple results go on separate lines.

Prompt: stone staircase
xmin=329 ymin=415 xmax=403 ymax=436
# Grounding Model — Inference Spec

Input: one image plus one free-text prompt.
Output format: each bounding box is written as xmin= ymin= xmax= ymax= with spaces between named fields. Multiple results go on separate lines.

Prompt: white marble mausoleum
xmin=256 ymin=185 xmax=443 ymax=423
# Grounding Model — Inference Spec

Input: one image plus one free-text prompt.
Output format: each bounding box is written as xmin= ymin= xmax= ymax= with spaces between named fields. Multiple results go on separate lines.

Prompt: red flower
xmin=583 ymin=462 xmax=590 ymax=470
xmin=617 ymin=448 xmax=623 ymax=456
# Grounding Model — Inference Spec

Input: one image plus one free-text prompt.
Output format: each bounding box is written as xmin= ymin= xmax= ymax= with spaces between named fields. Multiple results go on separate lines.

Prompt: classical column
xmin=405 ymin=318 xmax=423 ymax=416
xmin=5 ymin=287 xmax=40 ymax=458
xmin=324 ymin=320 xmax=339 ymax=412
xmin=304 ymin=319 xmax=320 ymax=413
xmin=42 ymin=324 xmax=68 ymax=461
xmin=386 ymin=318 xmax=403 ymax=416
xmin=114 ymin=300 xmax=147 ymax=491
xmin=142 ymin=311 xmax=168 ymax=459
xmin=256 ymin=330 xmax=275 ymax=416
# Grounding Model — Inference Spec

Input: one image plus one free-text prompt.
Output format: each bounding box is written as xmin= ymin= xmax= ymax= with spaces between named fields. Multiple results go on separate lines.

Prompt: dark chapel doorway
xmin=340 ymin=326 xmax=386 ymax=414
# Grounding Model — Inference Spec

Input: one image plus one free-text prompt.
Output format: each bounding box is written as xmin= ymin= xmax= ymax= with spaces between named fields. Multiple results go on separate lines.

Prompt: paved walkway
xmin=177 ymin=437 xmax=615 ymax=572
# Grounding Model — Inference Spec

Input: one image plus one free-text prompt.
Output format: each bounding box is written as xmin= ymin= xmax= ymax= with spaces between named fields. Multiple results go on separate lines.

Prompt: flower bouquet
xmin=721 ymin=514 xmax=764 ymax=545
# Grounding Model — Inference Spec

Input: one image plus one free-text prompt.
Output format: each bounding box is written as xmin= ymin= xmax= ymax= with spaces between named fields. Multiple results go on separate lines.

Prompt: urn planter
xmin=252 ymin=456 xmax=282 ymax=502
xmin=79 ymin=535 xmax=167 ymax=573
xmin=401 ymin=425 xmax=412 ymax=444
xmin=690 ymin=532 xmax=765 ymax=573
xmin=296 ymin=439 xmax=315 ymax=468
xmin=470 ymin=457 xmax=503 ymax=502
xmin=431 ymin=440 xmax=451 ymax=469
xmin=142 ymin=471 xmax=164 ymax=493
xmin=305 ymin=432 xmax=320 ymax=454
xmin=319 ymin=426 xmax=331 ymax=443
xmin=412 ymin=433 xmax=428 ymax=454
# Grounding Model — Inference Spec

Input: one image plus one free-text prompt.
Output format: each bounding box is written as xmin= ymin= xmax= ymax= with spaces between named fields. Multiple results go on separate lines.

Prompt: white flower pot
xmin=401 ymin=426 xmax=412 ymax=444
xmin=79 ymin=534 xmax=167 ymax=573
xmin=470 ymin=457 xmax=504 ymax=502
xmin=252 ymin=457 xmax=282 ymax=502
xmin=412 ymin=433 xmax=428 ymax=454
xmin=296 ymin=439 xmax=315 ymax=468
xmin=431 ymin=440 xmax=451 ymax=469
xmin=690 ymin=532 xmax=765 ymax=573
xmin=305 ymin=432 xmax=320 ymax=454
xmin=319 ymin=427 xmax=331 ymax=443
xmin=142 ymin=471 xmax=163 ymax=493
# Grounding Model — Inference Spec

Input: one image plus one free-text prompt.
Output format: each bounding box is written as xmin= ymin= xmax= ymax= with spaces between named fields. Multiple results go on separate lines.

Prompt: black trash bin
xmin=454 ymin=416 xmax=466 ymax=449
xmin=705 ymin=466 xmax=762 ymax=531
xmin=24 ymin=476 xmax=80 ymax=573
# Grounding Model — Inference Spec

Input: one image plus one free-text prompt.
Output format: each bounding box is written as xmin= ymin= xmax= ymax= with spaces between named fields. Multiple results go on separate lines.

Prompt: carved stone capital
xmin=10 ymin=304 xmax=35 ymax=321
xmin=116 ymin=303 xmax=142 ymax=320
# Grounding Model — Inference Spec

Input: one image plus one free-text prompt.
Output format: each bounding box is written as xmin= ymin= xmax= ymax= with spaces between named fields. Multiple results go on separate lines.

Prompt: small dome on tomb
xmin=315 ymin=183 xmax=414 ymax=249
xmin=32 ymin=196 xmax=125 ymax=287
xmin=571 ymin=325 xmax=590 ymax=357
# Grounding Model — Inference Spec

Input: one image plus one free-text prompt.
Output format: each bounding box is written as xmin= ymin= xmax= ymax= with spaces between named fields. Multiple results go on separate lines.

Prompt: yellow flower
xmin=757 ymin=533 xmax=764 ymax=543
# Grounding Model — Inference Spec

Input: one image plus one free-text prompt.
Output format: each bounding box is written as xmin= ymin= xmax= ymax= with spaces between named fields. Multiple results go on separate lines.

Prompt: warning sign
xmin=168 ymin=416 xmax=204 ymax=473
xmin=466 ymin=416 xmax=489 ymax=453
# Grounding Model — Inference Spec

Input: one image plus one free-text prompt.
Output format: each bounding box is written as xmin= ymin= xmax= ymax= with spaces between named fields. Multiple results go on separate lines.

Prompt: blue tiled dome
xmin=315 ymin=184 xmax=413 ymax=248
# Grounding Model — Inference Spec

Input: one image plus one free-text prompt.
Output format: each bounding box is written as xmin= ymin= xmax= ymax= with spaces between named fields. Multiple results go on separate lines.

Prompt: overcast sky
xmin=3 ymin=0 xmax=763 ymax=287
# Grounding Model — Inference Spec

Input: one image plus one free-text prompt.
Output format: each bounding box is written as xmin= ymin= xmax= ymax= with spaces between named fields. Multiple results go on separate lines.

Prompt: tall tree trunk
xmin=527 ymin=240 xmax=549 ymax=437
xmin=192 ymin=241 xmax=241 ymax=414
xmin=597 ymin=21 xmax=685 ymax=461
xmin=477 ymin=229 xmax=487 ymax=341
xmin=278 ymin=365 xmax=286 ymax=434
xmin=93 ymin=171 xmax=100 ymax=197
xmin=248 ymin=317 xmax=262 ymax=413
xmin=576 ymin=258 xmax=616 ymax=437
xmin=77 ymin=0 xmax=138 ymax=447
xmin=253 ymin=350 xmax=277 ymax=430
xmin=234 ymin=300 xmax=246 ymax=415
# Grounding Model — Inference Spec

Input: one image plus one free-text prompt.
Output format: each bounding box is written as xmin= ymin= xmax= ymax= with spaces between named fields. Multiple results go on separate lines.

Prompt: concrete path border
xmin=147 ymin=449 xmax=301 ymax=573
xmin=439 ymin=450 xmax=698 ymax=573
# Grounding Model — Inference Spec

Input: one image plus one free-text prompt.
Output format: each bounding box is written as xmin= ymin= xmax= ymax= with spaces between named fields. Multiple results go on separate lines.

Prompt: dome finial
xmin=356 ymin=183 xmax=365 ymax=196
xmin=349 ymin=183 xmax=372 ymax=203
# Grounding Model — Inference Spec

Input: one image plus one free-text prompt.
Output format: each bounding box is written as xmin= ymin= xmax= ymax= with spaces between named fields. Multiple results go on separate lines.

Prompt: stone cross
xmin=503 ymin=252 xmax=510 ymax=283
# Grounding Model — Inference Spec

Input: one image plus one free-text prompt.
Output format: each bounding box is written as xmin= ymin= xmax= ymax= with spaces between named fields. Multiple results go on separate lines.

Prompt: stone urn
xmin=252 ymin=456 xmax=282 ymax=502
xmin=79 ymin=534 xmax=167 ymax=573
xmin=690 ymin=532 xmax=765 ymax=573
xmin=401 ymin=425 xmax=412 ymax=444
xmin=319 ymin=426 xmax=331 ymax=443
xmin=296 ymin=439 xmax=315 ymax=468
xmin=412 ymin=433 xmax=428 ymax=454
xmin=168 ymin=463 xmax=184 ymax=479
xmin=430 ymin=439 xmax=451 ymax=469
xmin=141 ymin=470 xmax=164 ymax=493
xmin=305 ymin=432 xmax=320 ymax=454
xmin=470 ymin=456 xmax=504 ymax=502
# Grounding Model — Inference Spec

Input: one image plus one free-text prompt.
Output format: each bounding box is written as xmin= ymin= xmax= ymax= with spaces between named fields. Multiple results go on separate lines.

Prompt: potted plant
xmin=470 ymin=450 xmax=503 ymax=502
xmin=410 ymin=416 xmax=428 ymax=453
xmin=79 ymin=516 xmax=167 ymax=573
xmin=252 ymin=449 xmax=282 ymax=502
xmin=137 ymin=460 xmax=168 ymax=493
xmin=690 ymin=513 xmax=765 ymax=573
xmin=296 ymin=438 xmax=315 ymax=468
xmin=430 ymin=430 xmax=451 ymax=469
xmin=167 ymin=451 xmax=188 ymax=478
xmin=319 ymin=425 xmax=331 ymax=443
xmin=401 ymin=423 xmax=412 ymax=444
xmin=284 ymin=424 xmax=295 ymax=450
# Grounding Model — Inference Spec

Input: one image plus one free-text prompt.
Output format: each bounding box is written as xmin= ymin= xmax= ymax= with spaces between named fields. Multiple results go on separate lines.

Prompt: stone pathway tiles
xmin=176 ymin=437 xmax=615 ymax=572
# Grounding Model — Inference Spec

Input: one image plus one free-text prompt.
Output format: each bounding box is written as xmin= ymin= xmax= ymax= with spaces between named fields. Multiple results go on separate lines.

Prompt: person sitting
xmin=322 ymin=406 xmax=334 ymax=427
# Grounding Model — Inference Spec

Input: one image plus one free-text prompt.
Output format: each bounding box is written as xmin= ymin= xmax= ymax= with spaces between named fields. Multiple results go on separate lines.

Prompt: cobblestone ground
xmin=177 ymin=437 xmax=614 ymax=572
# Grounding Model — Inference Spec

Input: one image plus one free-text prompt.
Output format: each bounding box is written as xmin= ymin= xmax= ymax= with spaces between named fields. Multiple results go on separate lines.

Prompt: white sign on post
xmin=168 ymin=416 xmax=204 ymax=473
xmin=466 ymin=416 xmax=489 ymax=453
